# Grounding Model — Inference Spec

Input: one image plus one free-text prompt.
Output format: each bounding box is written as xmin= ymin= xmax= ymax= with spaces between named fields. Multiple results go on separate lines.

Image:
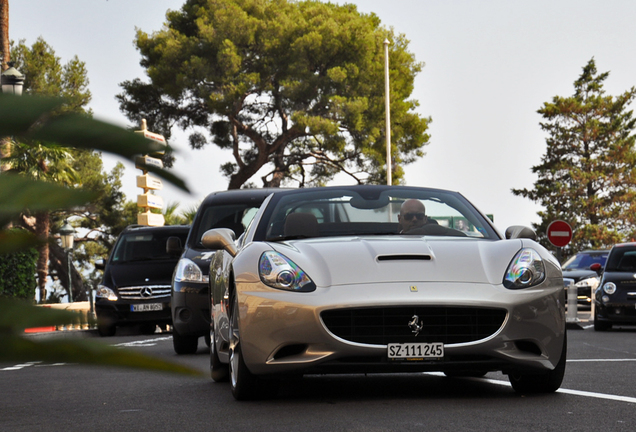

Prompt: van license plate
xmin=131 ymin=303 xmax=162 ymax=312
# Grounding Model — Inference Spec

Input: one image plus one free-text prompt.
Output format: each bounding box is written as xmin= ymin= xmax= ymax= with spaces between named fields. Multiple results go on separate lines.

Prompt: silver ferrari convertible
xmin=202 ymin=185 xmax=566 ymax=400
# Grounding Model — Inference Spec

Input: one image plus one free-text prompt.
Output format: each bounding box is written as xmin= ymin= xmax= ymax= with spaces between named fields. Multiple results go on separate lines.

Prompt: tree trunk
xmin=35 ymin=211 xmax=49 ymax=302
xmin=0 ymin=0 xmax=10 ymax=172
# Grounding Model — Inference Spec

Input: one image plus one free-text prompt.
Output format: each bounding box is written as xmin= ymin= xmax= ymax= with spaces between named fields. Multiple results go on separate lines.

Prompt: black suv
xmin=170 ymin=189 xmax=275 ymax=354
xmin=594 ymin=242 xmax=636 ymax=331
xmin=95 ymin=224 xmax=190 ymax=336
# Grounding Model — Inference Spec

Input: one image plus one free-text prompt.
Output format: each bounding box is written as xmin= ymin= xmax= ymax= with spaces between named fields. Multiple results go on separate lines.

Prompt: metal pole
xmin=67 ymin=249 xmax=73 ymax=303
xmin=383 ymin=39 xmax=391 ymax=186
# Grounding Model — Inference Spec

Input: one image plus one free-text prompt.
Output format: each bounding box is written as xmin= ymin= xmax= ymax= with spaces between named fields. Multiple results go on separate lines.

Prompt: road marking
xmin=111 ymin=336 xmax=172 ymax=348
xmin=568 ymin=358 xmax=636 ymax=362
xmin=481 ymin=377 xmax=636 ymax=404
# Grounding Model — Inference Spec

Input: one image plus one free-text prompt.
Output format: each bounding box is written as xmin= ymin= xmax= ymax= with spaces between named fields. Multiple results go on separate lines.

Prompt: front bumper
xmin=595 ymin=302 xmax=636 ymax=324
xmin=171 ymin=281 xmax=210 ymax=337
xmin=95 ymin=298 xmax=171 ymax=327
xmin=235 ymin=279 xmax=565 ymax=377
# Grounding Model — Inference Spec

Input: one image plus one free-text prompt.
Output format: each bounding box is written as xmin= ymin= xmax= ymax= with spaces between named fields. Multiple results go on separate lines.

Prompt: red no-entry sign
xmin=547 ymin=220 xmax=573 ymax=248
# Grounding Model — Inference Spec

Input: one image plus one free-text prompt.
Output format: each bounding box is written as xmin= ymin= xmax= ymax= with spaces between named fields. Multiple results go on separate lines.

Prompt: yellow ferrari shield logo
xmin=410 ymin=285 xmax=418 ymax=292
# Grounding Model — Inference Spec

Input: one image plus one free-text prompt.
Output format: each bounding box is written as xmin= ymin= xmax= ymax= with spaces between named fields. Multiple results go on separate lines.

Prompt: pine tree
xmin=513 ymin=58 xmax=636 ymax=257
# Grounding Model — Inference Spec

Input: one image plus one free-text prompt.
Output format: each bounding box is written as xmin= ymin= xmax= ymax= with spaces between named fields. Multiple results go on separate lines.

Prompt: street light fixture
xmin=59 ymin=220 xmax=76 ymax=303
xmin=1 ymin=62 xmax=25 ymax=95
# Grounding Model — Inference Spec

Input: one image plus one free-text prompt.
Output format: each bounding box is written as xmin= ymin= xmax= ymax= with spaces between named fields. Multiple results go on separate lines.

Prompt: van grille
xmin=118 ymin=285 xmax=171 ymax=300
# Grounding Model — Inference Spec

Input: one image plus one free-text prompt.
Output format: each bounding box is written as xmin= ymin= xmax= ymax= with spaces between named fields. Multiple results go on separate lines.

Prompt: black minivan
xmin=170 ymin=189 xmax=275 ymax=354
xmin=95 ymin=224 xmax=190 ymax=336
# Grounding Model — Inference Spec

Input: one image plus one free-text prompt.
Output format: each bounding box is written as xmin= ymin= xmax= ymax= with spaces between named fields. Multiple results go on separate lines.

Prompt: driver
xmin=398 ymin=199 xmax=438 ymax=233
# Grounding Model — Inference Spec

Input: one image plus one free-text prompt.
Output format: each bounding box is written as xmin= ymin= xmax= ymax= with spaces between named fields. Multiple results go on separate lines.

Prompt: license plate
xmin=131 ymin=303 xmax=163 ymax=312
xmin=388 ymin=342 xmax=444 ymax=360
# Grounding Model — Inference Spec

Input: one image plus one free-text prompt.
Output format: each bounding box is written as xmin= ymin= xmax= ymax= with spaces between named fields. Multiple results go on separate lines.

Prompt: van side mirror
xmin=505 ymin=225 xmax=537 ymax=241
xmin=166 ymin=236 xmax=183 ymax=256
xmin=201 ymin=228 xmax=237 ymax=257
xmin=95 ymin=259 xmax=105 ymax=270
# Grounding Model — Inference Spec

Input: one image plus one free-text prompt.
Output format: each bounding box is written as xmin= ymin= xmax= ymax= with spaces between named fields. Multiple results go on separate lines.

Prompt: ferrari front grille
xmin=320 ymin=306 xmax=507 ymax=345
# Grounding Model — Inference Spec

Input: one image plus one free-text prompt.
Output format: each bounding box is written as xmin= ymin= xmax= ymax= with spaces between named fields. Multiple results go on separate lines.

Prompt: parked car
xmin=95 ymin=224 xmax=190 ymax=336
xmin=561 ymin=249 xmax=609 ymax=307
xmin=169 ymin=189 xmax=276 ymax=354
xmin=593 ymin=242 xmax=636 ymax=331
xmin=204 ymin=185 xmax=566 ymax=400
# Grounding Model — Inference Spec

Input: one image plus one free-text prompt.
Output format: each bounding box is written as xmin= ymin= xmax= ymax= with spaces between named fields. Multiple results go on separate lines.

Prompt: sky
xmin=10 ymin=0 xmax=636 ymax=233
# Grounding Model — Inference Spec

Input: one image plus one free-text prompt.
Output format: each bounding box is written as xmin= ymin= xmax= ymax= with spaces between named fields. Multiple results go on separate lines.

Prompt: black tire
xmin=594 ymin=309 xmax=612 ymax=331
xmin=509 ymin=332 xmax=567 ymax=394
xmin=139 ymin=324 xmax=157 ymax=335
xmin=228 ymin=294 xmax=274 ymax=400
xmin=172 ymin=328 xmax=198 ymax=355
xmin=97 ymin=323 xmax=116 ymax=337
xmin=210 ymin=329 xmax=229 ymax=382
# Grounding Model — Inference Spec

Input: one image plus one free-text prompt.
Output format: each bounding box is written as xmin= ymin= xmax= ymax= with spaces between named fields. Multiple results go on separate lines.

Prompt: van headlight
xmin=174 ymin=258 xmax=209 ymax=283
xmin=96 ymin=285 xmax=118 ymax=301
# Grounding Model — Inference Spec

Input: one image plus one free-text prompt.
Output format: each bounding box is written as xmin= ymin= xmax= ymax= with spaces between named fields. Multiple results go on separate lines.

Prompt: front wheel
xmin=508 ymin=332 xmax=567 ymax=394
xmin=210 ymin=329 xmax=229 ymax=382
xmin=594 ymin=309 xmax=612 ymax=331
xmin=172 ymin=328 xmax=198 ymax=355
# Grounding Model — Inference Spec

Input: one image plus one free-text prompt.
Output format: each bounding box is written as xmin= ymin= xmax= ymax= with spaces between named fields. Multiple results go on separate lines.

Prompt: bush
xmin=0 ymin=229 xmax=37 ymax=300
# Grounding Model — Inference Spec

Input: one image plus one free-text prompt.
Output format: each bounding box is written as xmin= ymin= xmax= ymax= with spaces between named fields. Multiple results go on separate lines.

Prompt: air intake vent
xmin=377 ymin=254 xmax=431 ymax=261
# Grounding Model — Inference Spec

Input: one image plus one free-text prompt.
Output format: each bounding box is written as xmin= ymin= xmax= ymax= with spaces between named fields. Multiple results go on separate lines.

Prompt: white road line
xmin=568 ymin=358 xmax=636 ymax=362
xmin=481 ymin=377 xmax=636 ymax=405
xmin=111 ymin=336 xmax=172 ymax=347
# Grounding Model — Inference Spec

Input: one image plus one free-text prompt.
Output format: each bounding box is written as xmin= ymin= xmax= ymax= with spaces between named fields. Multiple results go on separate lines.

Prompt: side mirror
xmin=94 ymin=259 xmax=105 ymax=270
xmin=505 ymin=225 xmax=537 ymax=241
xmin=201 ymin=228 xmax=237 ymax=257
xmin=590 ymin=262 xmax=603 ymax=275
xmin=166 ymin=236 xmax=183 ymax=256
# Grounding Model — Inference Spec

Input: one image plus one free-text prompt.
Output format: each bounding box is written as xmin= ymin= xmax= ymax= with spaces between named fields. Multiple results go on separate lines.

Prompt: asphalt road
xmin=2 ymin=320 xmax=636 ymax=432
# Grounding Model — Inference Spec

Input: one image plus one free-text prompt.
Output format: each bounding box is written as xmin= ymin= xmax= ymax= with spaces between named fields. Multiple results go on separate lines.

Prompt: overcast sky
xmin=11 ymin=0 xmax=636 ymax=232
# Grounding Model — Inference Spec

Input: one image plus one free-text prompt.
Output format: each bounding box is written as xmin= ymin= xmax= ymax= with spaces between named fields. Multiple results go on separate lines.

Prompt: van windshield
xmin=111 ymin=231 xmax=188 ymax=263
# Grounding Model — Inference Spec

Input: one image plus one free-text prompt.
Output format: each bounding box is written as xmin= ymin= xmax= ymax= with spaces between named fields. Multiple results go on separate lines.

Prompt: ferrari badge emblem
xmin=410 ymin=285 xmax=418 ymax=292
xmin=408 ymin=315 xmax=423 ymax=336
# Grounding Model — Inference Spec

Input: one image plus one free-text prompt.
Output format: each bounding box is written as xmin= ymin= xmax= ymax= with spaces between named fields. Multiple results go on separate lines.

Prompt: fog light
xmin=602 ymin=295 xmax=610 ymax=303
xmin=178 ymin=308 xmax=192 ymax=322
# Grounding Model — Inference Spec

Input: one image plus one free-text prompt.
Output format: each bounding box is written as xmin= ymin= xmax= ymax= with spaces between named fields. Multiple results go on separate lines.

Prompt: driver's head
xmin=398 ymin=199 xmax=427 ymax=232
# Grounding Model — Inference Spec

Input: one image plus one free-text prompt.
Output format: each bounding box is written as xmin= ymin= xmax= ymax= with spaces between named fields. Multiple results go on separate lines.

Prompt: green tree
xmin=118 ymin=0 xmax=430 ymax=189
xmin=512 ymin=58 xmax=636 ymax=257
xmin=6 ymin=37 xmax=91 ymax=302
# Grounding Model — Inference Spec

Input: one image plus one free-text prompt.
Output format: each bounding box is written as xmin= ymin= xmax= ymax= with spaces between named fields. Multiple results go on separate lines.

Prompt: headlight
xmin=174 ymin=258 xmax=209 ymax=283
xmin=575 ymin=277 xmax=599 ymax=289
xmin=96 ymin=285 xmax=118 ymax=301
xmin=503 ymin=248 xmax=546 ymax=289
xmin=603 ymin=282 xmax=616 ymax=295
xmin=259 ymin=251 xmax=316 ymax=292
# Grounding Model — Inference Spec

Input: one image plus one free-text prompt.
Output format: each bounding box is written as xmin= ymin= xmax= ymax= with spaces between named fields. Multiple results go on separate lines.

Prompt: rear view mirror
xmin=505 ymin=225 xmax=537 ymax=241
xmin=166 ymin=236 xmax=183 ymax=256
xmin=590 ymin=262 xmax=603 ymax=275
xmin=94 ymin=259 xmax=105 ymax=270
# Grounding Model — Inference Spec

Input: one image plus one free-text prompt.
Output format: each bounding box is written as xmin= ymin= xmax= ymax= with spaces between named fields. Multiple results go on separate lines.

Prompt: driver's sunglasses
xmin=403 ymin=212 xmax=425 ymax=221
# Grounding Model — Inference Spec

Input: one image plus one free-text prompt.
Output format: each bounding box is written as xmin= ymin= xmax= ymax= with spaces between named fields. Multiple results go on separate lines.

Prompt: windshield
xmin=254 ymin=187 xmax=498 ymax=242
xmin=562 ymin=251 xmax=608 ymax=271
xmin=605 ymin=247 xmax=636 ymax=272
xmin=111 ymin=230 xmax=188 ymax=263
xmin=191 ymin=204 xmax=261 ymax=247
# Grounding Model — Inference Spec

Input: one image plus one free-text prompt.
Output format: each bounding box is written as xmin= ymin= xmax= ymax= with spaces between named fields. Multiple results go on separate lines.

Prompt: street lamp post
xmin=0 ymin=62 xmax=24 ymax=173
xmin=1 ymin=62 xmax=25 ymax=95
xmin=59 ymin=220 xmax=76 ymax=303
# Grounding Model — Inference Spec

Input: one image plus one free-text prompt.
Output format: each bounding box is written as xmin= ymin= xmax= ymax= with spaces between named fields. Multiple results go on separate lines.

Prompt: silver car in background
xmin=203 ymin=185 xmax=566 ymax=400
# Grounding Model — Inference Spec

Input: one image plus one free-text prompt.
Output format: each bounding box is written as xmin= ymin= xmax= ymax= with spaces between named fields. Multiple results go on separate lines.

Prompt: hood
xmin=269 ymin=236 xmax=525 ymax=287
xmin=107 ymin=259 xmax=178 ymax=288
xmin=561 ymin=269 xmax=598 ymax=283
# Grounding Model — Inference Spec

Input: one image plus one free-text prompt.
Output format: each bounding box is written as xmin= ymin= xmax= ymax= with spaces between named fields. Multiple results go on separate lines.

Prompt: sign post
xmin=135 ymin=119 xmax=167 ymax=227
xmin=547 ymin=220 xmax=573 ymax=263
